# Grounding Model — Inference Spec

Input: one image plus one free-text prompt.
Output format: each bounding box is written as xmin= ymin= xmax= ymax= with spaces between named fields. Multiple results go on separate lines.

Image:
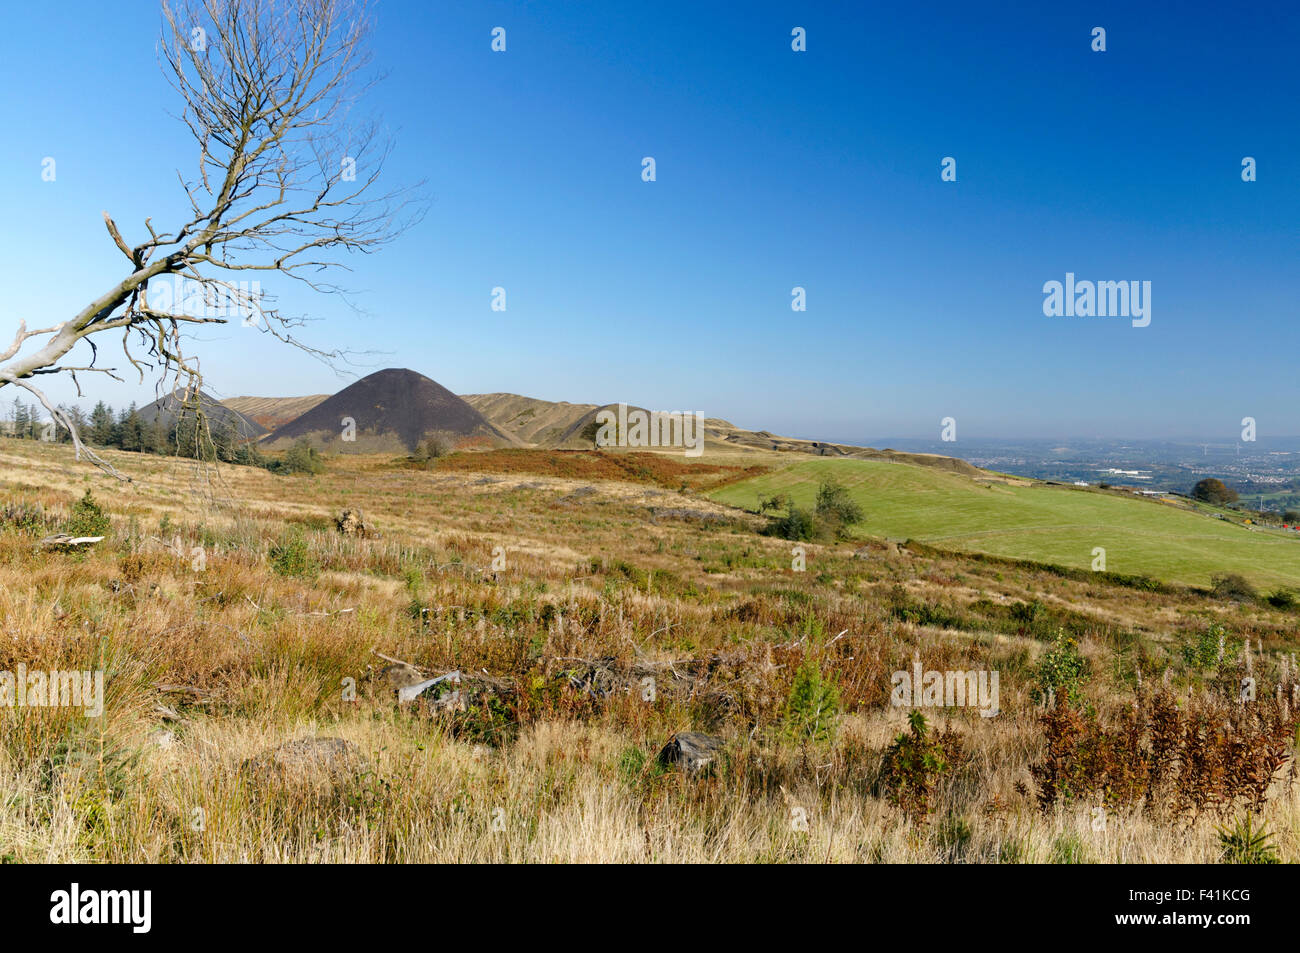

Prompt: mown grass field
xmin=709 ymin=458 xmax=1300 ymax=589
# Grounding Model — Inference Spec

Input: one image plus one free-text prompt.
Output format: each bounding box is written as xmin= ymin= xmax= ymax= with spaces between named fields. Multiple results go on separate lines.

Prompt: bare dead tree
xmin=0 ymin=0 xmax=422 ymax=478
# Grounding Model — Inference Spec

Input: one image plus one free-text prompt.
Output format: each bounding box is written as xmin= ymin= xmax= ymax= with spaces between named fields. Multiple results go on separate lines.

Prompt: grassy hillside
xmin=460 ymin=393 xmax=599 ymax=446
xmin=222 ymin=395 xmax=329 ymax=432
xmin=709 ymin=458 xmax=1300 ymax=589
xmin=3 ymin=440 xmax=1299 ymax=864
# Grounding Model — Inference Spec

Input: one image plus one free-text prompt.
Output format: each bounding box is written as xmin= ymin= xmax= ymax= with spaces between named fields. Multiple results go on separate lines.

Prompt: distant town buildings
xmin=1099 ymin=468 xmax=1152 ymax=480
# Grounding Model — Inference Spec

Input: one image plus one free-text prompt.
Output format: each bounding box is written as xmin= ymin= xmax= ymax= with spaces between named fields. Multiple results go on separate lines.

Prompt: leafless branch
xmin=0 ymin=0 xmax=425 ymax=478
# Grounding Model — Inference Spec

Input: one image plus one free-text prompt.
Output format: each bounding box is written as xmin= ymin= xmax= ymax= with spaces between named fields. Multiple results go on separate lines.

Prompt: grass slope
xmin=3 ymin=441 xmax=1300 ymax=863
xmin=709 ymin=458 xmax=1300 ymax=588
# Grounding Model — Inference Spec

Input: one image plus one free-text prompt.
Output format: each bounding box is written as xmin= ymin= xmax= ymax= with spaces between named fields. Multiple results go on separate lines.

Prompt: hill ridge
xmin=228 ymin=378 xmax=982 ymax=477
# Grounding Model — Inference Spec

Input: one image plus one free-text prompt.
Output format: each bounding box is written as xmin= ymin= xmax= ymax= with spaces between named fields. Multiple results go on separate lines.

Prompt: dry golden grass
xmin=1 ymin=439 xmax=1298 ymax=863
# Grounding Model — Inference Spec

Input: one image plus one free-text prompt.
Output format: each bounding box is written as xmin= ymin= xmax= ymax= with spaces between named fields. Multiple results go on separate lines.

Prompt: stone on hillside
xmin=240 ymin=737 xmax=365 ymax=789
xmin=657 ymin=731 xmax=725 ymax=773
xmin=558 ymin=485 xmax=597 ymax=506
xmin=367 ymin=662 xmax=464 ymax=707
xmin=374 ymin=662 xmax=427 ymax=695
xmin=335 ymin=508 xmax=371 ymax=537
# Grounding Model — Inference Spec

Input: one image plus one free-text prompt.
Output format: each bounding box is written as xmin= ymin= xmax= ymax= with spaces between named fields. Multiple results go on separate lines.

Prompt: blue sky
xmin=2 ymin=1 xmax=1297 ymax=442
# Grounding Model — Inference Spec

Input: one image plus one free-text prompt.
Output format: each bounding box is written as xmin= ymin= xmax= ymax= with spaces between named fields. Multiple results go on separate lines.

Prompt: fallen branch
xmin=372 ymin=648 xmax=417 ymax=668
xmin=397 ymin=670 xmax=461 ymax=704
xmin=39 ymin=534 xmax=105 ymax=548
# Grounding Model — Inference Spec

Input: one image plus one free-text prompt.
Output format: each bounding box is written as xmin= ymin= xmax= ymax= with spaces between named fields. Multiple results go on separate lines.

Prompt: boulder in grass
xmin=657 ymin=731 xmax=725 ymax=774
xmin=368 ymin=662 xmax=463 ymax=705
xmin=373 ymin=662 xmax=427 ymax=695
xmin=239 ymin=737 xmax=365 ymax=792
xmin=335 ymin=508 xmax=375 ymax=538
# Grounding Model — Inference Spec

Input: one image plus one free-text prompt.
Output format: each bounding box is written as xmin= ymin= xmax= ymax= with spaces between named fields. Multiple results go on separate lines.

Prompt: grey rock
xmin=373 ymin=662 xmax=427 ymax=694
xmin=658 ymin=731 xmax=725 ymax=773
xmin=336 ymin=507 xmax=372 ymax=537
xmin=240 ymin=737 xmax=365 ymax=789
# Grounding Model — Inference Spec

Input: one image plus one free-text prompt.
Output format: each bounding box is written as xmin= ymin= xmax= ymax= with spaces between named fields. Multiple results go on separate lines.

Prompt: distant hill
xmin=463 ymin=396 xmax=980 ymax=476
xmin=261 ymin=368 xmax=516 ymax=452
xmin=234 ymin=382 xmax=982 ymax=477
xmin=222 ymin=395 xmax=329 ymax=432
xmin=139 ymin=388 xmax=267 ymax=440
xmin=461 ymin=393 xmax=599 ymax=446
xmin=464 ymin=394 xmax=745 ymax=452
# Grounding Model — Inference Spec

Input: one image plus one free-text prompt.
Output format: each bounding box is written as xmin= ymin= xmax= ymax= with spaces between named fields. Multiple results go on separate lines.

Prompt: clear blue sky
xmin=2 ymin=0 xmax=1297 ymax=442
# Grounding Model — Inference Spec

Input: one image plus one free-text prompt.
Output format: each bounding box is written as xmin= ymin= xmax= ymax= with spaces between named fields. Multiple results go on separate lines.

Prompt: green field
xmin=709 ymin=458 xmax=1300 ymax=589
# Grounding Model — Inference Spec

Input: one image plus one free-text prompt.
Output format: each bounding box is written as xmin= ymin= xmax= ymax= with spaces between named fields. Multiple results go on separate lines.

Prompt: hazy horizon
xmin=17 ymin=369 xmax=1300 ymax=450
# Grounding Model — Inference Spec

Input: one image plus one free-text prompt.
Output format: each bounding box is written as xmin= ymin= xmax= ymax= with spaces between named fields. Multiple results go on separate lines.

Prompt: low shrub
xmin=65 ymin=490 xmax=111 ymax=539
xmin=268 ymin=531 xmax=316 ymax=577
xmin=783 ymin=654 xmax=840 ymax=743
xmin=881 ymin=711 xmax=963 ymax=825
xmin=1217 ymin=814 xmax=1280 ymax=864
xmin=1210 ymin=573 xmax=1257 ymax=602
